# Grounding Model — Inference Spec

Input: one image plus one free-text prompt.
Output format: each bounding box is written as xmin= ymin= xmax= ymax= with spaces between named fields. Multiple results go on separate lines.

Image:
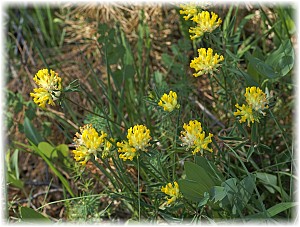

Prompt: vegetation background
xmin=3 ymin=0 xmax=297 ymax=224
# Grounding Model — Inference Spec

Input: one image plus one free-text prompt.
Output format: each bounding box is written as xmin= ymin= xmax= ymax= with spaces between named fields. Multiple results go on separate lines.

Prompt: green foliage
xmin=6 ymin=3 xmax=295 ymax=224
xmin=178 ymin=157 xmax=224 ymax=202
xmin=20 ymin=206 xmax=51 ymax=222
xmin=6 ymin=149 xmax=24 ymax=189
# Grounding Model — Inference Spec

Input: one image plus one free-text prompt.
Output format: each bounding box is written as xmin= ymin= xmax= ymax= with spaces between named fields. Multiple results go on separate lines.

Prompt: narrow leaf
xmin=20 ymin=206 xmax=50 ymax=222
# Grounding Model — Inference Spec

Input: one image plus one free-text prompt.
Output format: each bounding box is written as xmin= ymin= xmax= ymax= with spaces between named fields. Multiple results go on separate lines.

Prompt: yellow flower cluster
xmin=234 ymin=87 xmax=269 ymax=127
xmin=234 ymin=104 xmax=255 ymax=127
xmin=179 ymin=3 xmax=224 ymax=78
xmin=158 ymin=91 xmax=179 ymax=112
xmin=117 ymin=124 xmax=151 ymax=161
xmin=180 ymin=3 xmax=222 ymax=40
xmin=179 ymin=3 xmax=198 ymax=20
xmin=73 ymin=124 xmax=113 ymax=165
xmin=244 ymin=87 xmax=269 ymax=114
xmin=161 ymin=181 xmax=180 ymax=205
xmin=190 ymin=48 xmax=224 ymax=77
xmin=180 ymin=120 xmax=213 ymax=155
xmin=30 ymin=69 xmax=62 ymax=108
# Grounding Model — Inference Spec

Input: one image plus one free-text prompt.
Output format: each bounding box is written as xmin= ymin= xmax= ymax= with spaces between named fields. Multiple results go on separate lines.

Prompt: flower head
xmin=190 ymin=48 xmax=224 ymax=77
xmin=117 ymin=124 xmax=151 ymax=161
xmin=73 ymin=124 xmax=108 ymax=165
xmin=117 ymin=141 xmax=137 ymax=161
xmin=244 ymin=87 xmax=269 ymax=114
xmin=234 ymin=87 xmax=269 ymax=127
xmin=234 ymin=104 xmax=255 ymax=127
xmin=161 ymin=181 xmax=180 ymax=205
xmin=158 ymin=91 xmax=179 ymax=112
xmin=73 ymin=146 xmax=90 ymax=166
xmin=30 ymin=69 xmax=62 ymax=108
xmin=179 ymin=3 xmax=198 ymax=20
xmin=127 ymin=125 xmax=151 ymax=151
xmin=180 ymin=120 xmax=213 ymax=155
xmin=189 ymin=11 xmax=222 ymax=40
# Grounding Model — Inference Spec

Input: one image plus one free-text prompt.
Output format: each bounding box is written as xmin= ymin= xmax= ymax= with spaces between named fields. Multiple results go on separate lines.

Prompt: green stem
xmin=268 ymin=109 xmax=291 ymax=154
xmin=64 ymin=96 xmax=125 ymax=129
xmin=137 ymin=156 xmax=141 ymax=222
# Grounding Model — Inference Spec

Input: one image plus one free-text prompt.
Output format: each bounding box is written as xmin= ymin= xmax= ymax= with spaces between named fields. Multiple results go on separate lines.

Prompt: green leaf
xmin=8 ymin=173 xmax=24 ymax=189
xmin=246 ymin=52 xmax=279 ymax=81
xmin=238 ymin=174 xmax=256 ymax=207
xmin=210 ymin=186 xmax=226 ymax=203
xmin=24 ymin=117 xmax=44 ymax=146
xmin=20 ymin=206 xmax=50 ymax=222
xmin=194 ymin=156 xmax=225 ymax=184
xmin=56 ymin=144 xmax=69 ymax=157
xmin=184 ymin=162 xmax=215 ymax=191
xmin=266 ymin=202 xmax=296 ymax=217
xmin=29 ymin=142 xmax=74 ymax=197
xmin=178 ymin=179 xmax=208 ymax=202
xmin=161 ymin=53 xmax=173 ymax=69
xmin=198 ymin=192 xmax=210 ymax=207
xmin=38 ymin=142 xmax=55 ymax=159
xmin=256 ymin=172 xmax=277 ymax=194
xmin=178 ymin=160 xmax=223 ymax=203
xmin=11 ymin=149 xmax=20 ymax=179
xmin=221 ymin=178 xmax=238 ymax=204
xmin=265 ymin=39 xmax=294 ymax=77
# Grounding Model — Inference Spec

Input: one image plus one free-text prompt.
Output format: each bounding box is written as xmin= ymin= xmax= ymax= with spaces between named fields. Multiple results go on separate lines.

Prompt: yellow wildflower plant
xmin=30 ymin=69 xmax=62 ymax=108
xmin=179 ymin=2 xmax=198 ymax=21
xmin=161 ymin=181 xmax=180 ymax=205
xmin=244 ymin=86 xmax=269 ymax=114
xmin=117 ymin=124 xmax=151 ymax=161
xmin=189 ymin=11 xmax=222 ymax=40
xmin=73 ymin=124 xmax=108 ymax=165
xmin=234 ymin=104 xmax=255 ymax=127
xmin=190 ymin=48 xmax=224 ymax=77
xmin=180 ymin=120 xmax=213 ymax=155
xmin=234 ymin=87 xmax=269 ymax=127
xmin=158 ymin=91 xmax=180 ymax=112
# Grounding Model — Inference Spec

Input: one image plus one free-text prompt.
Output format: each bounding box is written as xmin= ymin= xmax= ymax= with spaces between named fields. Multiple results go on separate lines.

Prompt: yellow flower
xmin=179 ymin=3 xmax=198 ymax=20
xmin=72 ymin=146 xmax=90 ymax=166
xmin=189 ymin=11 xmax=222 ymax=40
xmin=158 ymin=91 xmax=179 ymax=112
xmin=127 ymin=125 xmax=151 ymax=151
xmin=30 ymin=88 xmax=55 ymax=108
xmin=30 ymin=69 xmax=62 ymax=108
xmin=117 ymin=124 xmax=151 ymax=161
xmin=234 ymin=87 xmax=269 ymax=127
xmin=180 ymin=120 xmax=213 ymax=155
xmin=161 ymin=181 xmax=180 ymax=205
xmin=117 ymin=141 xmax=137 ymax=161
xmin=102 ymin=138 xmax=115 ymax=159
xmin=234 ymin=104 xmax=256 ymax=127
xmin=244 ymin=87 xmax=269 ymax=114
xmin=73 ymin=124 xmax=107 ymax=165
xmin=190 ymin=48 xmax=224 ymax=77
